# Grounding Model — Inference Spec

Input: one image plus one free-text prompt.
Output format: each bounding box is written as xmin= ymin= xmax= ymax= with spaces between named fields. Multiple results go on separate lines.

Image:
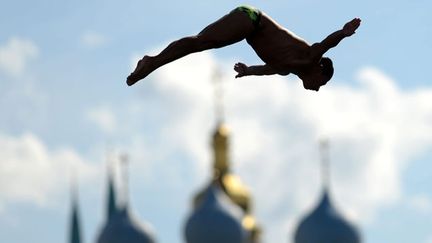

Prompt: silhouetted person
xmin=127 ymin=5 xmax=361 ymax=92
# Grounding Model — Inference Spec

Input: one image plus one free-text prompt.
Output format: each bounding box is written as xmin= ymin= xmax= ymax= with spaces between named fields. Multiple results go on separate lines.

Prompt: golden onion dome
xmin=193 ymin=122 xmax=261 ymax=242
xmin=210 ymin=123 xmax=251 ymax=211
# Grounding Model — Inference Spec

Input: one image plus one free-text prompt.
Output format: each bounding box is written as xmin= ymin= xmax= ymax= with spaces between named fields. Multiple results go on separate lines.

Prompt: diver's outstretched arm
xmin=234 ymin=63 xmax=289 ymax=78
xmin=311 ymin=18 xmax=361 ymax=60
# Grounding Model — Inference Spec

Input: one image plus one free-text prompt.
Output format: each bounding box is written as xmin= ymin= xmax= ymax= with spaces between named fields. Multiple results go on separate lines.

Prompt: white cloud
xmin=0 ymin=37 xmax=39 ymax=77
xmin=126 ymin=52 xmax=432 ymax=243
xmin=80 ymin=31 xmax=107 ymax=48
xmin=86 ymin=106 xmax=117 ymax=134
xmin=0 ymin=133 xmax=98 ymax=209
xmin=407 ymin=194 xmax=432 ymax=214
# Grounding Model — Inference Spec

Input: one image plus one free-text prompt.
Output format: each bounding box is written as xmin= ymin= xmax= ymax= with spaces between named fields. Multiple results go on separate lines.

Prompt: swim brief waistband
xmin=236 ymin=5 xmax=261 ymax=27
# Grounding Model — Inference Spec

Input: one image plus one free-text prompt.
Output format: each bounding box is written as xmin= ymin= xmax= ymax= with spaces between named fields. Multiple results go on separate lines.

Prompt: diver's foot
xmin=126 ymin=56 xmax=155 ymax=86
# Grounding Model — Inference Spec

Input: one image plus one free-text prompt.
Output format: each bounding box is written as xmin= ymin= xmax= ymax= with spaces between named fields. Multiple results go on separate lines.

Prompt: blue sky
xmin=1 ymin=0 xmax=432 ymax=243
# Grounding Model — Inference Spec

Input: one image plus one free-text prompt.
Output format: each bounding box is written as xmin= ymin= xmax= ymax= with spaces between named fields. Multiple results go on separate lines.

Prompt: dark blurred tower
xmin=96 ymin=154 xmax=156 ymax=243
xmin=106 ymin=165 xmax=118 ymax=221
xmin=68 ymin=173 xmax=83 ymax=243
xmin=293 ymin=140 xmax=361 ymax=243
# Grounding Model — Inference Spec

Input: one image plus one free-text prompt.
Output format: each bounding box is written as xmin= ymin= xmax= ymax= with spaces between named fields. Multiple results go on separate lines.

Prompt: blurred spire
xmin=69 ymin=170 xmax=82 ymax=243
xmin=212 ymin=123 xmax=230 ymax=175
xmin=212 ymin=67 xmax=225 ymax=123
xmin=319 ymin=139 xmax=330 ymax=191
xmin=211 ymin=67 xmax=229 ymax=175
xmin=106 ymin=148 xmax=118 ymax=220
xmin=119 ymin=153 xmax=130 ymax=209
xmin=71 ymin=167 xmax=78 ymax=204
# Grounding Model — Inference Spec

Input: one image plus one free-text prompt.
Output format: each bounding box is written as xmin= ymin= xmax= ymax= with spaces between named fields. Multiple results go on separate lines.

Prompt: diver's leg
xmin=127 ymin=9 xmax=255 ymax=86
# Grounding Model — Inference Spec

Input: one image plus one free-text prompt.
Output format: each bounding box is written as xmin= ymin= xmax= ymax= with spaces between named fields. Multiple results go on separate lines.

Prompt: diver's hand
xmin=343 ymin=18 xmax=361 ymax=37
xmin=234 ymin=62 xmax=249 ymax=78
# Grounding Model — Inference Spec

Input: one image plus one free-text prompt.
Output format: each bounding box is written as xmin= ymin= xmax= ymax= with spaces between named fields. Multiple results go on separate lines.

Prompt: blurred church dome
xmin=194 ymin=123 xmax=252 ymax=212
xmin=97 ymin=207 xmax=155 ymax=243
xmin=192 ymin=122 xmax=262 ymax=242
xmin=185 ymin=181 xmax=246 ymax=243
xmin=294 ymin=190 xmax=360 ymax=243
xmin=294 ymin=140 xmax=361 ymax=243
xmin=96 ymin=156 xmax=156 ymax=243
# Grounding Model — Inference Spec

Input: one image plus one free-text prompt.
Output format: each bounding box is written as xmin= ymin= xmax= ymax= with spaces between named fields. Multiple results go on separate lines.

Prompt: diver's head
xmin=299 ymin=57 xmax=334 ymax=91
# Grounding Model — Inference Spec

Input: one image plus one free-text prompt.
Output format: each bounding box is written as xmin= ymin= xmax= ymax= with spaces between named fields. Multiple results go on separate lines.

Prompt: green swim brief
xmin=236 ymin=5 xmax=261 ymax=27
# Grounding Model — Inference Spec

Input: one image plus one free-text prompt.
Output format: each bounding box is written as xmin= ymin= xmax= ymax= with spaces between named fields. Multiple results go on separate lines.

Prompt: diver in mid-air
xmin=127 ymin=5 xmax=361 ymax=92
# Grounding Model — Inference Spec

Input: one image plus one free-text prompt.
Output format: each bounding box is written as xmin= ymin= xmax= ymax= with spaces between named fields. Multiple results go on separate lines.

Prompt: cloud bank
xmin=0 ymin=133 xmax=97 ymax=209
